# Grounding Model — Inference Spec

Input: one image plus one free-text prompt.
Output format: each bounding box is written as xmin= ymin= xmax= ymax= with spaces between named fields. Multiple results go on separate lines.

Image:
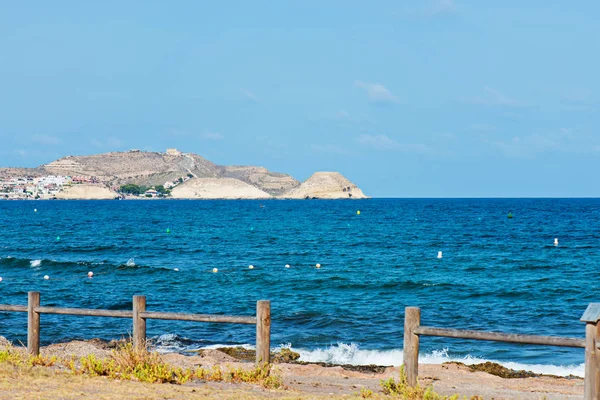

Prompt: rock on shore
xmin=279 ymin=172 xmax=368 ymax=199
xmin=171 ymin=178 xmax=271 ymax=199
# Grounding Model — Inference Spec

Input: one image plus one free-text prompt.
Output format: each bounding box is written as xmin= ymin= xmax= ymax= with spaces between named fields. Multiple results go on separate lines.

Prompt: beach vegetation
xmin=0 ymin=342 xmax=283 ymax=389
xmin=194 ymin=363 xmax=284 ymax=389
xmin=380 ymin=365 xmax=463 ymax=399
xmin=119 ymin=184 xmax=147 ymax=196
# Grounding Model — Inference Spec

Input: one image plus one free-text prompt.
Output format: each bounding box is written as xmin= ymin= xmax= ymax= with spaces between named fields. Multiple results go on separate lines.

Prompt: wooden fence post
xmin=132 ymin=295 xmax=147 ymax=351
xmin=403 ymin=307 xmax=421 ymax=386
xmin=256 ymin=300 xmax=271 ymax=366
xmin=581 ymin=303 xmax=600 ymax=400
xmin=27 ymin=291 xmax=40 ymax=356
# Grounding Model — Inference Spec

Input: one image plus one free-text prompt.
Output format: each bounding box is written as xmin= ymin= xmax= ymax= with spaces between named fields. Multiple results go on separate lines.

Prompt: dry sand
xmin=171 ymin=177 xmax=272 ymax=199
xmin=54 ymin=184 xmax=117 ymax=200
xmin=0 ymin=339 xmax=583 ymax=399
xmin=279 ymin=172 xmax=368 ymax=199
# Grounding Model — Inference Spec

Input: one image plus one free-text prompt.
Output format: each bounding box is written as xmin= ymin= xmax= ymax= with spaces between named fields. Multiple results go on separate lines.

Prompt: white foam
xmin=154 ymin=334 xmax=187 ymax=353
xmin=152 ymin=339 xmax=585 ymax=378
xmin=30 ymin=259 xmax=42 ymax=267
xmin=286 ymin=343 xmax=584 ymax=378
xmin=126 ymin=258 xmax=135 ymax=267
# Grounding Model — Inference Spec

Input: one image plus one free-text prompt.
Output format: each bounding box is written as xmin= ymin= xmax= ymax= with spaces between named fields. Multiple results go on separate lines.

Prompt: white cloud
xmin=354 ymin=81 xmax=398 ymax=104
xmin=241 ymin=88 xmax=260 ymax=103
xmin=336 ymin=109 xmax=350 ymax=118
xmin=356 ymin=134 xmax=434 ymax=155
xmin=432 ymin=0 xmax=455 ymax=14
xmin=31 ymin=134 xmax=61 ymax=145
xmin=201 ymin=132 xmax=224 ymax=141
xmin=463 ymin=87 xmax=527 ymax=108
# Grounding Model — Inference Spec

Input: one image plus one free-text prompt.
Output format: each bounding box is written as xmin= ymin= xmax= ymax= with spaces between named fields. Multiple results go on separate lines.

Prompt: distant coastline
xmin=0 ymin=148 xmax=368 ymax=201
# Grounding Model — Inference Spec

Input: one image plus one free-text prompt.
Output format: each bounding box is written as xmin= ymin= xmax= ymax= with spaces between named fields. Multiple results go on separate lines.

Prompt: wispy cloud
xmin=91 ymin=137 xmax=123 ymax=149
xmin=490 ymin=135 xmax=559 ymax=158
xmin=354 ymin=81 xmax=398 ymax=104
xmin=469 ymin=123 xmax=497 ymax=132
xmin=336 ymin=109 xmax=350 ymax=118
xmin=31 ymin=134 xmax=61 ymax=145
xmin=488 ymin=128 xmax=596 ymax=158
xmin=201 ymin=132 xmax=224 ymax=141
xmin=463 ymin=86 xmax=528 ymax=108
xmin=356 ymin=134 xmax=434 ymax=155
xmin=432 ymin=0 xmax=455 ymax=14
xmin=240 ymin=88 xmax=260 ymax=103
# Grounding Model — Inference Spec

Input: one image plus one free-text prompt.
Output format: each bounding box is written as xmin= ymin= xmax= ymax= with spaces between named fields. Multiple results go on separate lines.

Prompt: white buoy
xmin=87 ymin=271 xmax=94 ymax=278
xmin=315 ymin=263 xmax=321 ymax=268
xmin=44 ymin=275 xmax=49 ymax=280
xmin=212 ymin=268 xmax=218 ymax=273
xmin=0 ymin=277 xmax=3 ymax=282
xmin=554 ymin=238 xmax=559 ymax=246
xmin=174 ymin=268 xmax=179 ymax=272
xmin=34 ymin=209 xmax=37 ymax=213
xmin=437 ymin=251 xmax=443 ymax=259
xmin=285 ymin=264 xmax=290 ymax=268
xmin=248 ymin=265 xmax=254 ymax=269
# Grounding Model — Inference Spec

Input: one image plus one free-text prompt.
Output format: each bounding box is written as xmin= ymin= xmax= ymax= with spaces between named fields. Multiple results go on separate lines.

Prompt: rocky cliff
xmin=278 ymin=172 xmax=368 ymax=199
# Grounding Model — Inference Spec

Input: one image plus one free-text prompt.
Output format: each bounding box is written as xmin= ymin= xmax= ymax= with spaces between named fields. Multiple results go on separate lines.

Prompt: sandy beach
xmin=0 ymin=338 xmax=584 ymax=399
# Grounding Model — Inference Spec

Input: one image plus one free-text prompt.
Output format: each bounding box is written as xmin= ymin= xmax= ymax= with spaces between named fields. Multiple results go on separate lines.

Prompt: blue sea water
xmin=1 ymin=199 xmax=599 ymax=376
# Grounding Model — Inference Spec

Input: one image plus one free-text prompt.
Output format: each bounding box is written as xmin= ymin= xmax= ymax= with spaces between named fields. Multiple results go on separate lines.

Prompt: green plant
xmin=194 ymin=364 xmax=284 ymax=389
xmin=380 ymin=365 xmax=459 ymax=400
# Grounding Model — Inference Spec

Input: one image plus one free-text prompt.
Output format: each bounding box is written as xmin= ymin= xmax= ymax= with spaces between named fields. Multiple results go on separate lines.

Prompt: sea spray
xmin=290 ymin=343 xmax=585 ymax=377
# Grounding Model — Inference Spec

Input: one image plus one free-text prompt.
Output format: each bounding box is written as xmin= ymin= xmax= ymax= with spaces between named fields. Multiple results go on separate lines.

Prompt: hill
xmin=278 ymin=172 xmax=368 ymax=199
xmin=1 ymin=149 xmax=368 ymax=199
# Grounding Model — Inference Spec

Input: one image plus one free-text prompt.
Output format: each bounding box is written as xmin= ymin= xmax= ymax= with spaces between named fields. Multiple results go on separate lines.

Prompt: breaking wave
xmin=152 ymin=337 xmax=584 ymax=378
xmin=289 ymin=343 xmax=585 ymax=378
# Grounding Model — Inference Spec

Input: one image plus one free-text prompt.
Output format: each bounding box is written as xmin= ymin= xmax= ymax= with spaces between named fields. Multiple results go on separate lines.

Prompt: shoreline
xmin=0 ymin=338 xmax=585 ymax=399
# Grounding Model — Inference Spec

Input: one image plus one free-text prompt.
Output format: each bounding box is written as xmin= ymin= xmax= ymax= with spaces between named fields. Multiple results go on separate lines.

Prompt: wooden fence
xmin=404 ymin=304 xmax=600 ymax=400
xmin=0 ymin=292 xmax=271 ymax=365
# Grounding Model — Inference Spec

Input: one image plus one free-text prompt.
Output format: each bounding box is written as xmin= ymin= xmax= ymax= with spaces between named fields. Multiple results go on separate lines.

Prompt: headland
xmin=0 ymin=148 xmax=368 ymax=200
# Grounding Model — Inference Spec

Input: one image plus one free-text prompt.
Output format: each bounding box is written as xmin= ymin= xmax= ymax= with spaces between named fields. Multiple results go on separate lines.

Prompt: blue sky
xmin=1 ymin=1 xmax=598 ymax=197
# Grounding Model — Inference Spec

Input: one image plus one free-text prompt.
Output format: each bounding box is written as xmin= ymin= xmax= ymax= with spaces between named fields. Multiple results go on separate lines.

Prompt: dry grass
xmin=380 ymin=366 xmax=481 ymax=400
xmin=0 ymin=343 xmax=283 ymax=389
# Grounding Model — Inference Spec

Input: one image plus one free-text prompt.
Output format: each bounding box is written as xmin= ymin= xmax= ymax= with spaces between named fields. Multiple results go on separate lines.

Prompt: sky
xmin=0 ymin=1 xmax=598 ymax=197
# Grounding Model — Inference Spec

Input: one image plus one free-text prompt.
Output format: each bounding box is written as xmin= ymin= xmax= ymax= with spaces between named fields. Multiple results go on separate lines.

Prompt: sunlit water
xmin=1 ymin=199 xmax=599 ymax=376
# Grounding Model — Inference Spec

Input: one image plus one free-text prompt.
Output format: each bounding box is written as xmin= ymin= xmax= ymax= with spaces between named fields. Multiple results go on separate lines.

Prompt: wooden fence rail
xmin=0 ymin=292 xmax=271 ymax=365
xmin=404 ymin=304 xmax=600 ymax=400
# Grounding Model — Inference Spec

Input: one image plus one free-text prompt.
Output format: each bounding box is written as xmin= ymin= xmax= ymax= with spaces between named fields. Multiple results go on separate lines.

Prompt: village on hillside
xmin=0 ymin=173 xmax=192 ymax=200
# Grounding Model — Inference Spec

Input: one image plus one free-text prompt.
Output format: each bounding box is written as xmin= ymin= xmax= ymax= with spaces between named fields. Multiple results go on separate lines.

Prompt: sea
xmin=1 ymin=199 xmax=599 ymax=377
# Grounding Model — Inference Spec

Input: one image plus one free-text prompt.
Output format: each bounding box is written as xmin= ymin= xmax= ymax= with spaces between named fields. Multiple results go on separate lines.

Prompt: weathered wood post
xmin=581 ymin=303 xmax=600 ymax=400
xmin=256 ymin=300 xmax=271 ymax=366
xmin=132 ymin=295 xmax=147 ymax=351
xmin=27 ymin=291 xmax=41 ymax=355
xmin=403 ymin=307 xmax=421 ymax=386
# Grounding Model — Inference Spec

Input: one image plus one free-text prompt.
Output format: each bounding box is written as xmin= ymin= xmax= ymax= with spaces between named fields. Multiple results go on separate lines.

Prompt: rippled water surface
xmin=1 ymin=199 xmax=599 ymax=374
